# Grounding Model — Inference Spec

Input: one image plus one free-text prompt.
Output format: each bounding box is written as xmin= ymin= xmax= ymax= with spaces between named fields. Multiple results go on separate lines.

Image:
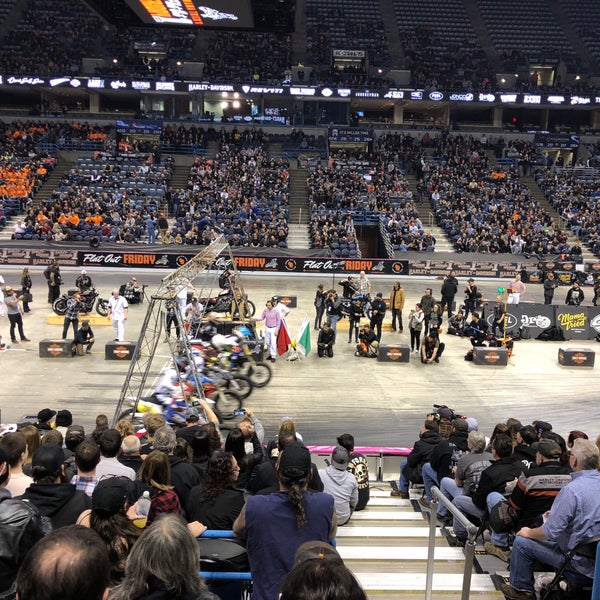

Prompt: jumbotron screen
xmin=125 ymin=0 xmax=254 ymax=27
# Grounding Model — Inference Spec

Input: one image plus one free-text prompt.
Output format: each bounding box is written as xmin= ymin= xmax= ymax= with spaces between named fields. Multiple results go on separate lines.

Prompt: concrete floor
xmin=1 ymin=266 xmax=599 ymax=449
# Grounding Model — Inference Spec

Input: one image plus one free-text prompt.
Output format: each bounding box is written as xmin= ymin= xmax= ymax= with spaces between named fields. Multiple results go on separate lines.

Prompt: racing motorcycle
xmin=52 ymin=288 xmax=109 ymax=316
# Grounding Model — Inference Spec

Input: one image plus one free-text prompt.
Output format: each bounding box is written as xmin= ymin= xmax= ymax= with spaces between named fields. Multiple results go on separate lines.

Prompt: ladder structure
xmin=111 ymin=235 xmax=239 ymax=425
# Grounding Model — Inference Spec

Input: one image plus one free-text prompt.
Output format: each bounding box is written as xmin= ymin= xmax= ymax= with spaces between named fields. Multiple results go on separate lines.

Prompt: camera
xmin=233 ymin=408 xmax=246 ymax=416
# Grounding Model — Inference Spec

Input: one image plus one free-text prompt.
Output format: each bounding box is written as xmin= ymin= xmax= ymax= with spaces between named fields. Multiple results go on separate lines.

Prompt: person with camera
xmin=355 ymin=324 xmax=378 ymax=358
xmin=370 ymin=292 xmax=386 ymax=342
xmin=440 ymin=270 xmax=459 ymax=318
xmin=4 ymin=286 xmax=30 ymax=344
xmin=420 ymin=333 xmax=445 ymax=364
xmin=62 ymin=290 xmax=82 ymax=340
xmin=347 ymin=297 xmax=364 ymax=344
xmin=317 ymin=322 xmax=335 ymax=357
xmin=325 ymin=290 xmax=343 ymax=336
xmin=463 ymin=278 xmax=479 ymax=320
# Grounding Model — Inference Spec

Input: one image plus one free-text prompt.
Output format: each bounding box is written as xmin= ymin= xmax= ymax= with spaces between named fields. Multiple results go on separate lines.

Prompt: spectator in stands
xmin=133 ymin=450 xmax=182 ymax=525
xmin=0 ymin=431 xmax=30 ymax=497
xmin=451 ymin=434 xmax=522 ymax=545
xmin=337 ymin=433 xmax=370 ymax=511
xmin=391 ymin=420 xmax=440 ymax=499
xmin=96 ymin=429 xmax=135 ymax=481
xmin=118 ymin=435 xmax=143 ymax=474
xmin=70 ymin=438 xmax=101 ymax=498
xmin=185 ymin=451 xmax=245 ymax=530
xmin=485 ymin=439 xmax=572 ymax=563
xmin=436 ymin=431 xmax=493 ymax=522
xmin=76 ymin=477 xmax=142 ymax=585
xmin=152 ymin=425 xmax=201 ymax=508
xmin=501 ymin=439 xmax=600 ymax=600
xmin=233 ymin=441 xmax=337 ymax=600
xmin=319 ymin=446 xmax=358 ymax=526
xmin=420 ymin=419 xmax=469 ymax=508
xmin=16 ymin=525 xmax=110 ymax=600
xmin=111 ymin=514 xmax=217 ymax=600
xmin=21 ymin=443 xmax=91 ymax=529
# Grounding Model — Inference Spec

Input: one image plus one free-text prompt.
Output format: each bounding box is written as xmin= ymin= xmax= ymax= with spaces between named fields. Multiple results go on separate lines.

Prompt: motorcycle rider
xmin=75 ymin=270 xmax=93 ymax=293
xmin=185 ymin=297 xmax=204 ymax=338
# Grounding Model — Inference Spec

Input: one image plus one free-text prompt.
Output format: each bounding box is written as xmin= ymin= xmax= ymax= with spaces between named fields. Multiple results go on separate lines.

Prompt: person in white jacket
xmin=319 ymin=446 xmax=358 ymax=525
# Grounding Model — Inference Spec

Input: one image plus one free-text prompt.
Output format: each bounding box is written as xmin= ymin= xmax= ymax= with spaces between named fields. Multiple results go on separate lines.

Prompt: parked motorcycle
xmin=52 ymin=288 xmax=108 ymax=316
xmin=200 ymin=290 xmax=256 ymax=318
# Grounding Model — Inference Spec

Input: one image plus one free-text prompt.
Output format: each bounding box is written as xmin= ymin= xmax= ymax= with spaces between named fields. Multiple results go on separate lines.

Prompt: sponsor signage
xmin=87 ymin=78 xmax=105 ymax=89
xmin=517 ymin=304 xmax=554 ymax=336
xmin=290 ymin=86 xmax=315 ymax=96
xmin=328 ymin=127 xmax=374 ymax=143
xmin=500 ymin=94 xmax=517 ymax=103
xmin=555 ymin=307 xmax=588 ymax=340
xmin=523 ymin=94 xmax=541 ymax=104
xmin=449 ymin=93 xmax=474 ymax=102
xmin=384 ymin=90 xmax=404 ymax=99
xmin=132 ymin=80 xmax=152 ymax=90
xmin=333 ymin=49 xmax=365 ymax=58
xmin=429 ymin=91 xmax=444 ymax=101
xmin=155 ymin=81 xmax=175 ymax=91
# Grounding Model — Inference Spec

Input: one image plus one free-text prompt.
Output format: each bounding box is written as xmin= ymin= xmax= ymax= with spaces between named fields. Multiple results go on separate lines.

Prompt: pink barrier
xmin=307 ymin=445 xmax=412 ymax=456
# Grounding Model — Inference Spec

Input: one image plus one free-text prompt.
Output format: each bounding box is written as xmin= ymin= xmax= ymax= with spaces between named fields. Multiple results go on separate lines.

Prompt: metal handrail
xmin=426 ymin=486 xmax=479 ymax=600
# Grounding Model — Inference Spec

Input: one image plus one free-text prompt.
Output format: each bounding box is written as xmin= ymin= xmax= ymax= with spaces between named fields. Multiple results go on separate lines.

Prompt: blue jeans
xmin=398 ymin=459 xmax=409 ymax=492
xmin=422 ymin=462 xmax=438 ymax=502
xmin=437 ymin=477 xmax=464 ymax=517
xmin=452 ymin=493 xmax=508 ymax=547
xmin=509 ymin=537 xmax=592 ymax=593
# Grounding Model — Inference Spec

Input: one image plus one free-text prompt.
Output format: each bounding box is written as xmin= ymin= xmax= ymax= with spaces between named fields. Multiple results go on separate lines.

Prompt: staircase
xmin=339 ymin=488 xmax=502 ymax=598
xmin=522 ymin=175 xmax=594 ymax=262
xmin=405 ymin=173 xmax=455 ymax=253
xmin=379 ymin=0 xmax=403 ymax=66
xmin=286 ymin=166 xmax=311 ymax=250
xmin=33 ymin=157 xmax=75 ymax=210
xmin=462 ymin=0 xmax=501 ymax=71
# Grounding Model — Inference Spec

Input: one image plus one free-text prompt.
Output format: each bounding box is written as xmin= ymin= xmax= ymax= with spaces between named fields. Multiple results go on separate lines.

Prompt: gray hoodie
xmin=319 ymin=465 xmax=358 ymax=525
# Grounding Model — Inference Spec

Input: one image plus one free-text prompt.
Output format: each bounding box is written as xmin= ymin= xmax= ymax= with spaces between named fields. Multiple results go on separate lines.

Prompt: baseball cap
xmin=294 ymin=540 xmax=341 ymax=565
xmin=37 ymin=408 xmax=56 ymax=423
xmin=376 ymin=292 xmax=383 ymax=297
xmin=279 ymin=441 xmax=311 ymax=479
xmin=271 ymin=295 xmax=279 ymax=302
xmin=532 ymin=439 xmax=562 ymax=459
xmin=185 ymin=406 xmax=200 ymax=421
xmin=331 ymin=445 xmax=349 ymax=470
xmin=32 ymin=444 xmax=65 ymax=477
xmin=92 ymin=478 xmax=128 ymax=517
xmin=533 ymin=421 xmax=552 ymax=434
xmin=81 ymin=269 xmax=87 ymax=274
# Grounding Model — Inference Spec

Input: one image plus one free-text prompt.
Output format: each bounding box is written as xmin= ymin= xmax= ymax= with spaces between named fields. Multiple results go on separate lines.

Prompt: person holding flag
xmin=254 ymin=299 xmax=282 ymax=363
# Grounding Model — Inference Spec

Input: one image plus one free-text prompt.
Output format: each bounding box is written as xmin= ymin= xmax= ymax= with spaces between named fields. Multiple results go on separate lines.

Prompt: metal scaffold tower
xmin=111 ymin=235 xmax=236 ymax=425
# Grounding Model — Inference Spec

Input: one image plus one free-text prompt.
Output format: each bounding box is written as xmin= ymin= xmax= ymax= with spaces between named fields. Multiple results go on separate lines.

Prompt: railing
xmin=379 ymin=216 xmax=394 ymax=259
xmin=427 ymin=211 xmax=435 ymax=229
xmin=426 ymin=486 xmax=479 ymax=600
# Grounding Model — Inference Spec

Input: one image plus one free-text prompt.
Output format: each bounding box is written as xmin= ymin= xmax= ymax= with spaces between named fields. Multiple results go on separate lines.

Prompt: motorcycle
xmin=200 ymin=289 xmax=256 ymax=318
xmin=52 ymin=288 xmax=108 ymax=316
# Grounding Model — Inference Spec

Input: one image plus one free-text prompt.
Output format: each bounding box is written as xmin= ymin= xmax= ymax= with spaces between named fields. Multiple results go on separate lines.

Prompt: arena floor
xmin=1 ymin=267 xmax=599 ymax=450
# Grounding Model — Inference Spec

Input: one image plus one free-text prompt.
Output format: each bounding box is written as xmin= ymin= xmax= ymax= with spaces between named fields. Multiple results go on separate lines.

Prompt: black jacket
xmin=472 ymin=457 xmax=523 ymax=510
xmin=19 ymin=483 xmax=90 ymax=529
xmin=403 ymin=430 xmax=441 ymax=483
xmin=248 ymin=458 xmax=323 ymax=495
xmin=429 ymin=430 xmax=469 ymax=481
xmin=441 ymin=276 xmax=459 ymax=299
xmin=168 ymin=456 xmax=202 ymax=508
xmin=0 ymin=492 xmax=45 ymax=596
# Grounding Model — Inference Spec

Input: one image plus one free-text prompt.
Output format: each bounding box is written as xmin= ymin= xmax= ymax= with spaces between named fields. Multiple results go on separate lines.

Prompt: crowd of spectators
xmin=307 ymin=148 xmax=433 ymax=252
xmin=424 ymin=135 xmax=564 ymax=254
xmin=0 ymin=0 xmax=100 ymax=76
xmin=536 ymin=168 xmax=600 ymax=257
xmin=18 ymin=155 xmax=174 ymax=243
xmin=167 ymin=130 xmax=290 ymax=248
xmin=203 ymin=32 xmax=293 ymax=85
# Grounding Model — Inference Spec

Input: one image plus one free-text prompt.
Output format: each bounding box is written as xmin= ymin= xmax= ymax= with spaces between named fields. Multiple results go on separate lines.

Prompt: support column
xmin=493 ymin=106 xmax=503 ymax=128
xmin=89 ymin=92 xmax=100 ymax=114
xmin=393 ymin=103 xmax=404 ymax=125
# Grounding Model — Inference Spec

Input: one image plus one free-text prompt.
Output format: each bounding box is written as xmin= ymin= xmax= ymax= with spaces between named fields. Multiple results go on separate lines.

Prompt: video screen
xmin=125 ymin=0 xmax=254 ymax=28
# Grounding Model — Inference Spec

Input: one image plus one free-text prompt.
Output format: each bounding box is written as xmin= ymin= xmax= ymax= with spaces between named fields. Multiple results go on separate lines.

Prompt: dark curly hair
xmin=200 ymin=451 xmax=236 ymax=505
